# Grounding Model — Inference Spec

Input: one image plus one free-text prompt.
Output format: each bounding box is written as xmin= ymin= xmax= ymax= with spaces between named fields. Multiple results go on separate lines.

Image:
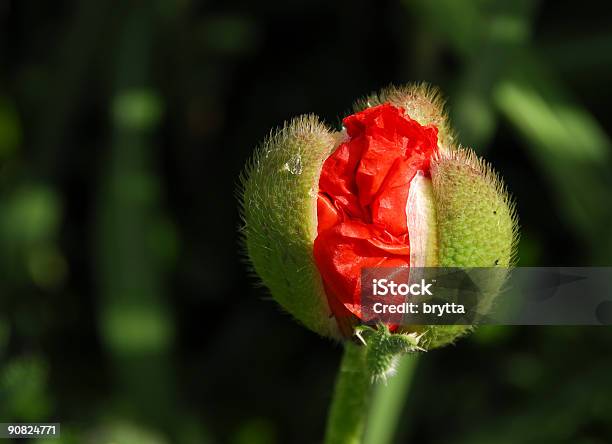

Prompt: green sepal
xmin=240 ymin=115 xmax=341 ymax=339
xmin=417 ymin=147 xmax=519 ymax=349
xmin=354 ymin=324 xmax=423 ymax=382
xmin=432 ymin=148 xmax=519 ymax=268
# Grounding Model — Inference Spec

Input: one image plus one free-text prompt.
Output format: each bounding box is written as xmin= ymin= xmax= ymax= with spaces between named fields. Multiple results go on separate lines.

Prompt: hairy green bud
xmin=241 ymin=84 xmax=519 ymax=353
xmin=241 ymin=115 xmax=341 ymax=338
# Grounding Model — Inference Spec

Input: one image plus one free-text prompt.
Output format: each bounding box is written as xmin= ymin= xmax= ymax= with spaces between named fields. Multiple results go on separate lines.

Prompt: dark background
xmin=1 ymin=0 xmax=612 ymax=443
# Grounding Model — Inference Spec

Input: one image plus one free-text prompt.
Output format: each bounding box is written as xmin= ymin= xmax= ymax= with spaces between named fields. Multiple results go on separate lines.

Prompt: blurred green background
xmin=1 ymin=0 xmax=612 ymax=443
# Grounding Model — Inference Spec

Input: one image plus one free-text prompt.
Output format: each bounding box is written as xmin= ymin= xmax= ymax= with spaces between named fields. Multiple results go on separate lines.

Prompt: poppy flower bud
xmin=241 ymin=84 xmax=518 ymax=349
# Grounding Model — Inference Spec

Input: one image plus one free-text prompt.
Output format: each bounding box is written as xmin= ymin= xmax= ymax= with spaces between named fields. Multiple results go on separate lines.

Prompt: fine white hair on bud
xmin=354 ymin=82 xmax=455 ymax=147
xmin=240 ymin=115 xmax=342 ymax=339
xmin=431 ymin=146 xmax=520 ymax=269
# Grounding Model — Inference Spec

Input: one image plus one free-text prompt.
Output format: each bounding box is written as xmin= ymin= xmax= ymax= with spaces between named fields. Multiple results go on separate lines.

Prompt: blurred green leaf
xmin=199 ymin=15 xmax=260 ymax=55
xmin=0 ymin=355 xmax=52 ymax=421
xmin=0 ymin=317 xmax=8 ymax=358
xmin=87 ymin=421 xmax=168 ymax=444
xmin=0 ymin=96 xmax=21 ymax=159
xmin=0 ymin=185 xmax=61 ymax=245
xmin=101 ymin=305 xmax=174 ymax=354
xmin=27 ymin=243 xmax=68 ymax=290
xmin=494 ymin=53 xmax=612 ymax=258
xmin=232 ymin=418 xmax=278 ymax=444
xmin=112 ymin=89 xmax=164 ymax=131
xmin=471 ymin=325 xmax=514 ymax=346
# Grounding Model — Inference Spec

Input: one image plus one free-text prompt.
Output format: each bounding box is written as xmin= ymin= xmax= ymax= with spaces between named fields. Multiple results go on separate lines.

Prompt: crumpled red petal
xmin=313 ymin=103 xmax=438 ymax=323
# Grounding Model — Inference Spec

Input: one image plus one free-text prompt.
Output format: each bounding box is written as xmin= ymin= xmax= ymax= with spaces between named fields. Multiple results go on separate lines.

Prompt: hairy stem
xmin=324 ymin=342 xmax=372 ymax=444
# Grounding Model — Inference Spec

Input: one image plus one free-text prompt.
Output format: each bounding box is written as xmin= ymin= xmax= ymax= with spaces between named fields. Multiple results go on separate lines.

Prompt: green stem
xmin=324 ymin=342 xmax=372 ymax=444
xmin=363 ymin=353 xmax=419 ymax=444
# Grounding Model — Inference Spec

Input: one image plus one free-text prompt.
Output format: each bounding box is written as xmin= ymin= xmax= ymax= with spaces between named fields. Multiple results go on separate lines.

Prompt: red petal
xmin=317 ymin=193 xmax=340 ymax=233
xmin=314 ymin=103 xmax=438 ymax=325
